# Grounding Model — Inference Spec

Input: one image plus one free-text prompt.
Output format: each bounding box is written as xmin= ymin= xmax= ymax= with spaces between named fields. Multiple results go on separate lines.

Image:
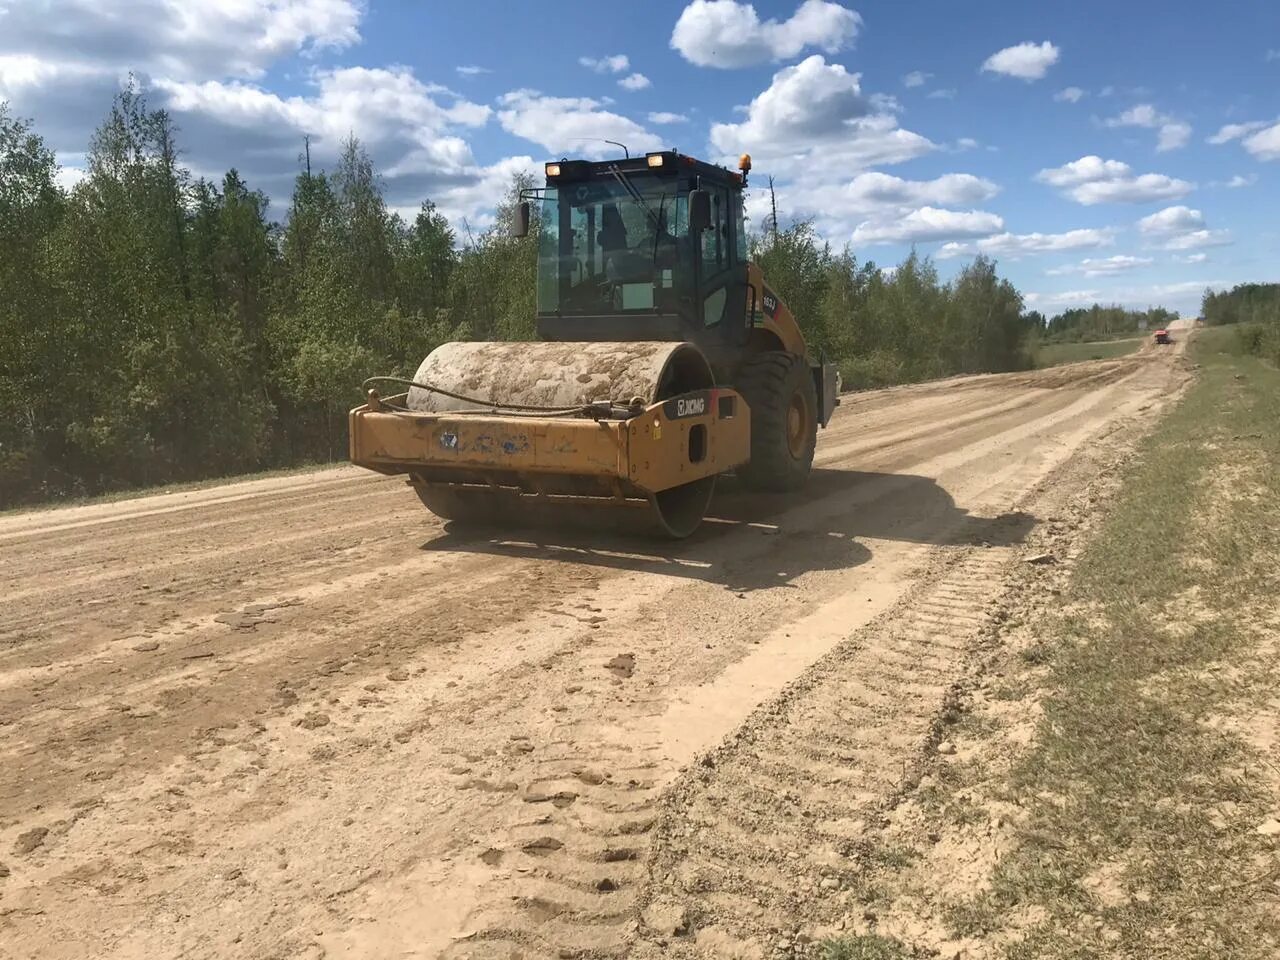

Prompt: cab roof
xmin=543 ymin=151 xmax=746 ymax=191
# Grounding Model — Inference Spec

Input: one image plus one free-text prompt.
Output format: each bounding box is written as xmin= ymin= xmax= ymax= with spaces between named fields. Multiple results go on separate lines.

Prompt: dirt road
xmin=0 ymin=337 xmax=1191 ymax=959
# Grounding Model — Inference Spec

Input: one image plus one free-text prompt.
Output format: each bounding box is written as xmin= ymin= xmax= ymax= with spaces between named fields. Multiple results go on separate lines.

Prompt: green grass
xmin=1031 ymin=336 xmax=1145 ymax=368
xmin=945 ymin=325 xmax=1280 ymax=957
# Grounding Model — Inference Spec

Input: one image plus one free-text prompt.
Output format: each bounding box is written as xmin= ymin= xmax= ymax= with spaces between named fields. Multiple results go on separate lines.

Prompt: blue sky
xmin=2 ymin=0 xmax=1278 ymax=316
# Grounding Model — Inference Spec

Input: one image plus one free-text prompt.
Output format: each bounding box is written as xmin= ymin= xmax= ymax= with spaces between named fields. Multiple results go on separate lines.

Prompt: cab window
xmin=700 ymin=187 xmax=730 ymax=273
xmin=732 ymin=194 xmax=748 ymax=262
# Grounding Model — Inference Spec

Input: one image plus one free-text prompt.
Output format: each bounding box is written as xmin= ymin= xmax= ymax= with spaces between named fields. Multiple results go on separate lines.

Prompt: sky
xmin=2 ymin=0 xmax=1278 ymax=317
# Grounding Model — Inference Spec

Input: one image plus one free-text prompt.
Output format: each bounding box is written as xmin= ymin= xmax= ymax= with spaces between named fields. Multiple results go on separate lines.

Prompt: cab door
xmin=697 ymin=184 xmax=749 ymax=345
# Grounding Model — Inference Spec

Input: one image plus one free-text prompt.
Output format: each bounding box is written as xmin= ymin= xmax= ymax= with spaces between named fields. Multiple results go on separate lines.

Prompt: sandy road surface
xmin=0 ymin=336 xmax=1191 ymax=959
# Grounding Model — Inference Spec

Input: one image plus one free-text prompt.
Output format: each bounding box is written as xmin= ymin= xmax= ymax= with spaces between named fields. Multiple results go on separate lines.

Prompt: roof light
xmin=545 ymin=163 xmax=561 ymax=178
xmin=647 ymin=154 xmax=665 ymax=168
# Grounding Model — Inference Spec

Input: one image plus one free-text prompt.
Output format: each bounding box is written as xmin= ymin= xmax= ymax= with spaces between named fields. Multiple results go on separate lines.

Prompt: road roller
xmin=348 ymin=150 xmax=839 ymax=537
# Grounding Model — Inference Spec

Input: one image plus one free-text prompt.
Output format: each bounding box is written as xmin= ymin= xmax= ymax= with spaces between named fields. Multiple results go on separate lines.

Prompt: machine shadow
xmin=419 ymin=467 xmax=1038 ymax=594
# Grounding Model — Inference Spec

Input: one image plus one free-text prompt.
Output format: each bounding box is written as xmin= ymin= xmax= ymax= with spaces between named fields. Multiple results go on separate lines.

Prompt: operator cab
xmin=514 ymin=151 xmax=751 ymax=353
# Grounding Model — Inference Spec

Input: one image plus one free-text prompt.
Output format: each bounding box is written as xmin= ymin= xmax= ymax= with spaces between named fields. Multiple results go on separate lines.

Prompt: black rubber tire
xmin=735 ymin=351 xmax=818 ymax=492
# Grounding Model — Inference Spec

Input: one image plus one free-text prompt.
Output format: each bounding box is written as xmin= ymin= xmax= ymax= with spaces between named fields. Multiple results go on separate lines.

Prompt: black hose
xmin=361 ymin=376 xmax=645 ymax=420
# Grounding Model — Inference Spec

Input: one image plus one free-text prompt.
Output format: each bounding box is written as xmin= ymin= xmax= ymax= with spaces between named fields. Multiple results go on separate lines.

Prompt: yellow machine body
xmin=350 ymin=387 xmax=749 ymax=493
xmin=348 ymin=340 xmax=750 ymax=537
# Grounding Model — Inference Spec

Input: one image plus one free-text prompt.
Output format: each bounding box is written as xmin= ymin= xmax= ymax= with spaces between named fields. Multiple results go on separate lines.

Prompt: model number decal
xmin=761 ymin=288 xmax=779 ymax=317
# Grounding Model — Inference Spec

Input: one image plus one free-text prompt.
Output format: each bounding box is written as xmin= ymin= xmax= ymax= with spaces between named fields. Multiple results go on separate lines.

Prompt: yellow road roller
xmin=349 ymin=151 xmax=839 ymax=537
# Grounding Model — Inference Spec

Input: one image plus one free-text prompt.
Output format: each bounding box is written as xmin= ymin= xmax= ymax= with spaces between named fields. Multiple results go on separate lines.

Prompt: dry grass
xmin=1032 ymin=337 xmax=1145 ymax=368
xmin=825 ymin=327 xmax=1280 ymax=959
xmin=950 ymin=327 xmax=1280 ymax=958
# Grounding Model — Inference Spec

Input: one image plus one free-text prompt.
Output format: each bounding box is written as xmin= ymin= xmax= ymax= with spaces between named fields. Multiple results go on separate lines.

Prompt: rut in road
xmin=439 ymin=546 xmax=1011 ymax=960
xmin=635 ymin=548 xmax=1008 ymax=956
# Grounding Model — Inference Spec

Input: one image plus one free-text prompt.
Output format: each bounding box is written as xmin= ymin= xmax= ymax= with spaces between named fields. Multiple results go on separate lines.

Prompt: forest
xmin=1202 ymin=283 xmax=1280 ymax=364
xmin=3 ymin=89 xmax=1069 ymax=506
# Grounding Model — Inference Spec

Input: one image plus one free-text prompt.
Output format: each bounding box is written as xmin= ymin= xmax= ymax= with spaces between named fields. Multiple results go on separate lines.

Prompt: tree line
xmin=750 ymin=222 xmax=1033 ymax=388
xmin=4 ymin=88 xmax=1048 ymax=507
xmin=1035 ymin=304 xmax=1179 ymax=343
xmin=1202 ymin=283 xmax=1280 ymax=365
xmin=1 ymin=90 xmax=537 ymax=506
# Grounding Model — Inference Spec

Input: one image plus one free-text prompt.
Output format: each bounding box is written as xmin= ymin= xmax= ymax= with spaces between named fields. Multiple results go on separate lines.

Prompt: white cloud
xmin=54 ymin=163 xmax=88 ymax=192
xmin=0 ymin=53 xmax=102 ymax=91
xmin=618 ymin=72 xmax=651 ymax=91
xmin=1161 ymin=230 xmax=1233 ymax=251
xmin=1156 ymin=122 xmax=1192 ymax=151
xmin=903 ymin=70 xmax=931 ymax=88
xmin=1243 ymin=122 xmax=1280 ymax=160
xmin=109 ymin=69 xmax=540 ymax=230
xmin=579 ymin=54 xmax=630 ymax=74
xmin=1104 ymin=103 xmax=1191 ymax=152
xmin=1138 ymin=205 xmax=1205 ymax=235
xmin=1143 ymin=280 xmax=1225 ymax=297
xmin=145 ymin=67 xmax=508 ymax=221
xmin=1215 ymin=173 xmax=1257 ymax=188
xmin=713 ymin=56 xmax=868 ymax=139
xmin=954 ymin=137 xmax=979 ymax=151
xmin=1025 ymin=281 xmax=1218 ymax=312
xmin=981 ymin=41 xmax=1060 ymax=81
xmin=1046 ymin=255 xmax=1153 ymax=277
xmin=1175 ymin=252 xmax=1209 ymax=264
xmin=938 ymin=228 xmax=1115 ymax=259
xmin=1036 ymin=155 xmax=1193 ymax=205
xmin=156 ymin=68 xmax=490 ymax=144
xmin=0 ymin=1 xmax=550 ymax=233
xmin=1136 ymin=205 xmax=1231 ymax=250
xmin=0 ymin=0 xmax=361 ymax=82
xmin=1054 ymin=86 xmax=1085 ymax=103
xmin=1207 ymin=120 xmax=1267 ymax=144
xmin=1206 ymin=119 xmax=1280 ymax=160
xmin=762 ymin=171 xmax=999 ymax=247
xmin=423 ymin=154 xmax=542 ymax=229
xmin=0 ymin=1 xmax=379 ymax=173
xmin=833 ymin=172 xmax=999 ymax=212
xmin=496 ymin=89 xmax=662 ymax=158
xmin=648 ymin=111 xmax=689 ymax=124
xmin=851 ymin=207 xmax=1004 ymax=245
xmin=774 ymin=171 xmax=997 ymax=236
xmin=1106 ymin=103 xmax=1159 ymax=127
xmin=670 ymin=0 xmax=861 ymax=68
xmin=455 ymin=65 xmax=490 ymax=77
xmin=1023 ymin=289 xmax=1100 ymax=308
xmin=709 ymin=56 xmax=935 ymax=174
xmin=926 ymin=88 xmax=957 ymax=100
xmin=1038 ymin=156 xmax=1131 ymax=187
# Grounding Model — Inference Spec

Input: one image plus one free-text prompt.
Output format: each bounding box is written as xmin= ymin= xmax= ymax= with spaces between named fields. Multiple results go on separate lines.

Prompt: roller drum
xmin=406 ymin=340 xmax=719 ymax=538
xmin=407 ymin=341 xmax=712 ymax=413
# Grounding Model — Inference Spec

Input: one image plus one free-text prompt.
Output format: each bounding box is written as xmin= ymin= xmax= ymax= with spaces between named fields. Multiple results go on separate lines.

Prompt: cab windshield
xmin=537 ymin=179 xmax=689 ymax=316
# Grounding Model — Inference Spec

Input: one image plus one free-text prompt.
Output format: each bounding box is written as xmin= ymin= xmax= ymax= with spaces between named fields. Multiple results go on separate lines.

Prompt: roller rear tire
xmin=735 ymin=351 xmax=818 ymax=492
